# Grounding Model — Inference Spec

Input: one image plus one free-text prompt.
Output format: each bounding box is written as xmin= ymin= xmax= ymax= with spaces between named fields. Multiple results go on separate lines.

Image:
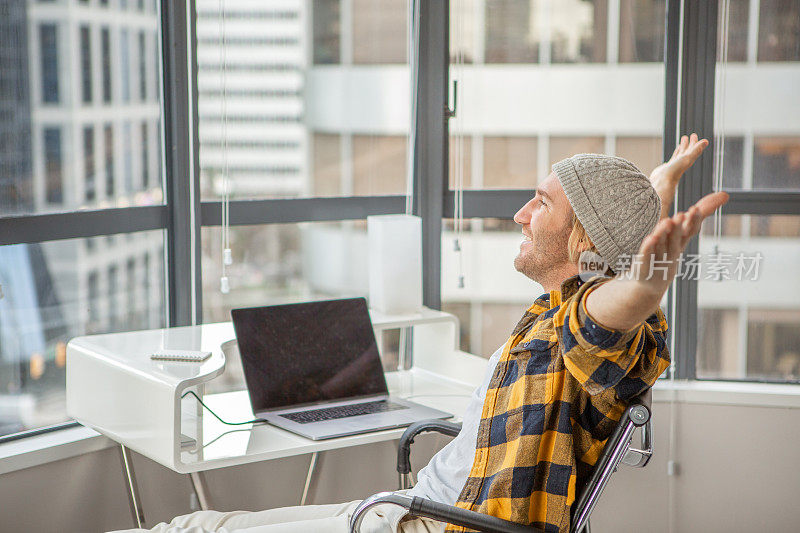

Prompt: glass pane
xmin=197 ymin=0 xmax=410 ymax=201
xmin=618 ymin=0 xmax=665 ymax=63
xmin=484 ymin=0 xmax=542 ymax=63
xmin=1 ymin=2 xmax=164 ymax=216
xmin=697 ymin=215 xmax=800 ymax=382
xmin=715 ymin=0 xmax=800 ymax=190
xmin=757 ymin=0 xmax=800 ymax=62
xmin=0 ymin=231 xmax=166 ymax=437
xmin=201 ymin=222 xmax=368 ymax=323
xmin=450 ymin=1 xmax=664 ymax=191
xmin=550 ymin=0 xmax=607 ymax=63
xmin=483 ymin=137 xmax=537 ymax=188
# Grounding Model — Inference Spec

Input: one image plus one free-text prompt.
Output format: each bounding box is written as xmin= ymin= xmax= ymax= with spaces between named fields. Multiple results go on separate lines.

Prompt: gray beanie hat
xmin=552 ymin=153 xmax=661 ymax=269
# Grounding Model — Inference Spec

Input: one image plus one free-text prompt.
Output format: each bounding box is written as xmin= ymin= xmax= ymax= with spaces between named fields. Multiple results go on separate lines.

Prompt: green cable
xmin=181 ymin=390 xmax=266 ymax=426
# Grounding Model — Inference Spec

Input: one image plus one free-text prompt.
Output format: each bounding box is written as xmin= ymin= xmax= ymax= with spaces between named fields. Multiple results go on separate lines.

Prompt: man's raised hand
xmin=632 ymin=191 xmax=730 ymax=297
xmin=650 ymin=133 xmax=710 ymax=219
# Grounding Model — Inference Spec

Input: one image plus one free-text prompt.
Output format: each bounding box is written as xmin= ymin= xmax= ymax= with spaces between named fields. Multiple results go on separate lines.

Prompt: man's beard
xmin=513 ymin=224 xmax=572 ymax=282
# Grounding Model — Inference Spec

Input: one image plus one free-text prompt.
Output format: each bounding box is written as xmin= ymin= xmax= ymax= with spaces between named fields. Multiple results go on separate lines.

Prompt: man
xmin=125 ymin=135 xmax=725 ymax=533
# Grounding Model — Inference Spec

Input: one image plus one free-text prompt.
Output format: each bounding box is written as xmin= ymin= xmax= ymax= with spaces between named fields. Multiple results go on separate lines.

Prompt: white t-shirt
xmin=407 ymin=346 xmax=504 ymax=505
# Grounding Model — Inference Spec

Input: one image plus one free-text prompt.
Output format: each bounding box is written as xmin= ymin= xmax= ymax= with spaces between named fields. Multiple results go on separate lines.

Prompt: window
xmin=619 ymin=0 xmax=665 ymax=63
xmin=352 ymin=0 xmax=407 ymax=64
xmin=551 ymin=0 xmax=607 ymax=63
xmin=312 ymin=133 xmax=342 ymax=196
xmin=108 ymin=264 xmax=118 ymax=331
xmin=752 ymin=137 xmax=800 ymax=189
xmin=697 ymin=215 xmax=800 ymax=381
xmin=0 ymin=0 xmax=166 ymax=438
xmin=43 ymin=128 xmax=63 ymax=204
xmin=83 ymin=126 xmax=95 ymax=202
xmin=126 ymin=258 xmax=136 ymax=327
xmin=80 ymin=26 xmax=92 ymax=104
xmin=201 ymin=223 xmax=367 ymax=323
xmin=197 ymin=0 xmax=410 ymax=201
xmin=141 ymin=122 xmax=149 ymax=190
xmin=483 ymin=137 xmax=538 ymax=189
xmin=39 ymin=24 xmax=59 ymax=104
xmin=104 ymin=125 xmax=114 ymax=197
xmin=757 ymin=0 xmax=800 ymax=62
xmin=123 ymin=122 xmax=133 ymax=192
xmin=101 ymin=27 xmax=112 ymax=103
xmin=0 ymin=232 xmax=166 ymax=436
xmin=446 ymin=0 xmax=666 ymax=361
xmin=313 ymin=0 xmax=340 ymax=64
xmin=120 ymin=30 xmax=130 ymax=102
xmin=485 ymin=0 xmax=541 ymax=63
xmin=138 ymin=31 xmax=147 ymax=101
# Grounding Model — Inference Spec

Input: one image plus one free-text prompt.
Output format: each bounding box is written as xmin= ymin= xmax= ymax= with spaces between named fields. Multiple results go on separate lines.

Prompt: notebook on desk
xmin=231 ymin=297 xmax=451 ymax=441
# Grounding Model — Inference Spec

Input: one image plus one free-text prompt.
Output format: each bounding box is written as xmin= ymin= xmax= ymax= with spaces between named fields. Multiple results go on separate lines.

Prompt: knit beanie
xmin=552 ymin=153 xmax=661 ymax=269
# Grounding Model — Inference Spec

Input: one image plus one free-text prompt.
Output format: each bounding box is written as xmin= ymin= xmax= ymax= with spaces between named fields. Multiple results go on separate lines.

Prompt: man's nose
xmin=513 ymin=202 xmax=531 ymax=225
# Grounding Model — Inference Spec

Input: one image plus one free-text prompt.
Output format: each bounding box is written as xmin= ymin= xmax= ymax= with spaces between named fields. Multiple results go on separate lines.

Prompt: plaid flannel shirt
xmin=446 ymin=274 xmax=670 ymax=533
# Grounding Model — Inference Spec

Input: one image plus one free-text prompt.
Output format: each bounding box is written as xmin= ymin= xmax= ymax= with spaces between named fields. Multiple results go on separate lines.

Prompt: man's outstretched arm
xmin=585 ymin=191 xmax=729 ymax=332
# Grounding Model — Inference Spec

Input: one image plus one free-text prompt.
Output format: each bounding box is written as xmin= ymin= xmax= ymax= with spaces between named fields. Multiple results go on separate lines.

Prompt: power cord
xmin=181 ymin=390 xmax=266 ymax=426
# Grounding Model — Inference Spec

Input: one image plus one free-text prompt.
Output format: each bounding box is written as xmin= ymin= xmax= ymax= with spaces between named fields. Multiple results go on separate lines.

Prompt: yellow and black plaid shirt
xmin=447 ymin=274 xmax=670 ymax=533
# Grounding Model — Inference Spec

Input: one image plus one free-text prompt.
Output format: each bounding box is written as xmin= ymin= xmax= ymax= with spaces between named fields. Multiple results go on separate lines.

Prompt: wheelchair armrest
xmin=349 ymin=492 xmax=542 ymax=533
xmin=397 ymin=419 xmax=462 ymax=475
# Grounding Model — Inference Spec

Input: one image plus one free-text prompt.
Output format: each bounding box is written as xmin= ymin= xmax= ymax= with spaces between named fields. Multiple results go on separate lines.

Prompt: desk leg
xmin=119 ymin=445 xmax=146 ymax=529
xmin=189 ymin=471 xmax=213 ymax=511
xmin=300 ymin=451 xmax=324 ymax=506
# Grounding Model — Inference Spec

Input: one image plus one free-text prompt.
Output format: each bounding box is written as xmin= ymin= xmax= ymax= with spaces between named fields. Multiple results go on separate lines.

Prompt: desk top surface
xmin=177 ymin=368 xmax=475 ymax=472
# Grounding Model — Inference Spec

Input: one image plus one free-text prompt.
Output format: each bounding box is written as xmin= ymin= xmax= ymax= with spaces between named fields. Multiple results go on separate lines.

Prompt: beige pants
xmin=113 ymin=496 xmax=444 ymax=533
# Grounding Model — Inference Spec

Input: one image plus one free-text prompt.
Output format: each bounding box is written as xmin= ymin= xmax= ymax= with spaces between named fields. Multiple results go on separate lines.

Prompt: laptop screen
xmin=232 ymin=298 xmax=388 ymax=413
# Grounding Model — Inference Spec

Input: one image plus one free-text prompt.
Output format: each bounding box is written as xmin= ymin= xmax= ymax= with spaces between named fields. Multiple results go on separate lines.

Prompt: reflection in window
xmin=757 ymin=0 xmax=800 ymax=61
xmin=352 ymin=0 xmax=407 ymax=64
xmin=485 ymin=0 xmax=541 ymax=63
xmin=44 ymin=128 xmax=62 ymax=204
xmin=313 ymin=0 xmax=340 ymax=64
xmin=483 ymin=137 xmax=538 ymax=188
xmin=753 ymin=137 xmax=800 ymax=189
xmin=551 ymin=0 xmax=607 ymax=63
xmin=618 ymin=0 xmax=665 ymax=63
xmin=40 ymin=24 xmax=59 ymax=104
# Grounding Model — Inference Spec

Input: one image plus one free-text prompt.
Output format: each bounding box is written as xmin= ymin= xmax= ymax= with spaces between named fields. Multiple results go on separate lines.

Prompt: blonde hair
xmin=567 ymin=212 xmax=597 ymax=264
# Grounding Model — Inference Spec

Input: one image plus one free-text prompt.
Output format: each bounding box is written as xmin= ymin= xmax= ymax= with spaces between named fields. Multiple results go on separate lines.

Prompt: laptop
xmin=231 ymin=297 xmax=452 ymax=441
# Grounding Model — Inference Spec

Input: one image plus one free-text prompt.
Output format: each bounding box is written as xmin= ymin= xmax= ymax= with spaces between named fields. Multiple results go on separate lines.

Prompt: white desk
xmin=65 ymin=308 xmax=487 ymax=527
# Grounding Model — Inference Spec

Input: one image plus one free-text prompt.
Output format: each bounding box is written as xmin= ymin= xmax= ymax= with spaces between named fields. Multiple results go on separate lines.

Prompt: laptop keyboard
xmin=279 ymin=400 xmax=406 ymax=425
